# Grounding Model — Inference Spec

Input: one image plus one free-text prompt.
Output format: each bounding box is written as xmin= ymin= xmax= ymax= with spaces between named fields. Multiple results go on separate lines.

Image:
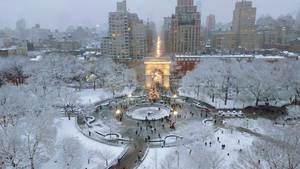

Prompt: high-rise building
xmin=206 ymin=14 xmax=216 ymax=31
xmin=232 ymin=1 xmax=256 ymax=50
xmin=162 ymin=17 xmax=172 ymax=54
xmin=296 ymin=11 xmax=300 ymax=30
xmin=167 ymin=0 xmax=201 ymax=55
xmin=101 ymin=0 xmax=147 ymax=60
xmin=128 ymin=13 xmax=146 ymax=59
xmin=16 ymin=19 xmax=26 ymax=31
xmin=206 ymin=14 xmax=216 ymax=39
xmin=145 ymin=21 xmax=156 ymax=54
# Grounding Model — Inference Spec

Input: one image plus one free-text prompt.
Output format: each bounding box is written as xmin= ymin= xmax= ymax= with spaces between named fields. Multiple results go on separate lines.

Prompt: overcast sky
xmin=0 ymin=0 xmax=299 ymax=30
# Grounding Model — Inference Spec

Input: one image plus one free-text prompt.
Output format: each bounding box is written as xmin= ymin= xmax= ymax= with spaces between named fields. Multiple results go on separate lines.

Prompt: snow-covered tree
xmin=105 ymin=73 xmax=127 ymax=97
xmin=233 ymin=128 xmax=300 ymax=169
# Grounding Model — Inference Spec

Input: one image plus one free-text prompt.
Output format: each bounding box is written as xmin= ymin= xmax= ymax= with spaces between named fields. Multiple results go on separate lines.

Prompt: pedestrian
xmin=136 ymin=130 xmax=138 ymax=135
xmin=189 ymin=149 xmax=192 ymax=155
xmin=209 ymin=141 xmax=212 ymax=147
xmin=217 ymin=137 xmax=219 ymax=142
xmin=258 ymin=160 xmax=260 ymax=164
xmin=238 ymin=140 xmax=240 ymax=144
xmin=227 ymin=153 xmax=229 ymax=156
xmin=205 ymin=142 xmax=207 ymax=146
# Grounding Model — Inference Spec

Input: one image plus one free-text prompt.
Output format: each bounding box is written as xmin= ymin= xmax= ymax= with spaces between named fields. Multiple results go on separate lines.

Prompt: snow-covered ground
xmin=77 ymin=88 xmax=134 ymax=105
xmin=41 ymin=117 xmax=123 ymax=169
xmin=139 ymin=126 xmax=254 ymax=169
xmin=126 ymin=106 xmax=170 ymax=120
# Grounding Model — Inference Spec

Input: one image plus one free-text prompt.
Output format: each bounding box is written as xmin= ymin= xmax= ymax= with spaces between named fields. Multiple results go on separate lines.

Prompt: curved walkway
xmin=108 ymin=141 xmax=148 ymax=169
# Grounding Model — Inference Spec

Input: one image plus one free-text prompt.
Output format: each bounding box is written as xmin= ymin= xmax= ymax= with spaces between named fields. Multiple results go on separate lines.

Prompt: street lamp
xmin=173 ymin=110 xmax=178 ymax=122
xmin=173 ymin=94 xmax=178 ymax=99
xmin=115 ymin=109 xmax=122 ymax=119
xmin=127 ymin=94 xmax=132 ymax=98
xmin=116 ymin=109 xmax=121 ymax=115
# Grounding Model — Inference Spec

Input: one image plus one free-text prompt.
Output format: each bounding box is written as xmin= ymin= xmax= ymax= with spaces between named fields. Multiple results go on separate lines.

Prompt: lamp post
xmin=115 ymin=109 xmax=122 ymax=121
xmin=173 ymin=110 xmax=178 ymax=122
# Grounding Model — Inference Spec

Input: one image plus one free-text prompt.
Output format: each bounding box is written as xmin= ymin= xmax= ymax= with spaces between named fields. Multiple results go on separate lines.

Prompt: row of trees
xmin=0 ymin=55 xmax=137 ymax=168
xmin=233 ymin=128 xmax=300 ymax=169
xmin=180 ymin=59 xmax=300 ymax=107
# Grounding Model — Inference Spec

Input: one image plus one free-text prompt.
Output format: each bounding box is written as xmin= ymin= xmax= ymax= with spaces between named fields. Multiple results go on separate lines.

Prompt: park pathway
xmin=108 ymin=140 xmax=148 ymax=169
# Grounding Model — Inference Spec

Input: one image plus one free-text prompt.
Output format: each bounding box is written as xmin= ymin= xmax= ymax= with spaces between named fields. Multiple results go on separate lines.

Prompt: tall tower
xmin=232 ymin=1 xmax=256 ymax=50
xmin=296 ymin=10 xmax=300 ymax=30
xmin=169 ymin=0 xmax=201 ymax=55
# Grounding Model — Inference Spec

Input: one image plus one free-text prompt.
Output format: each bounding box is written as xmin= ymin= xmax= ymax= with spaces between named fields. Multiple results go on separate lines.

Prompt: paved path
xmin=108 ymin=141 xmax=147 ymax=169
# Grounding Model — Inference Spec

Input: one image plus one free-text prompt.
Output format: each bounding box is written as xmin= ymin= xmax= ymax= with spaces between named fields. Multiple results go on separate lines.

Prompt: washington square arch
xmin=144 ymin=57 xmax=171 ymax=89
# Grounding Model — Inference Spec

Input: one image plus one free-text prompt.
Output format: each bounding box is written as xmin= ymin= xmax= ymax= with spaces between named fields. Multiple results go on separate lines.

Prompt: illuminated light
xmin=173 ymin=110 xmax=178 ymax=116
xmin=128 ymin=27 xmax=131 ymax=31
xmin=173 ymin=94 xmax=178 ymax=98
xmin=127 ymin=94 xmax=132 ymax=98
xmin=155 ymin=35 xmax=162 ymax=58
xmin=96 ymin=24 xmax=100 ymax=28
xmin=116 ymin=109 xmax=121 ymax=115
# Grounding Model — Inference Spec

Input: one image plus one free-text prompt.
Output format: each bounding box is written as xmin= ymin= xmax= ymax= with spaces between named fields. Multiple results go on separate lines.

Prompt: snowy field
xmin=41 ymin=118 xmax=123 ymax=169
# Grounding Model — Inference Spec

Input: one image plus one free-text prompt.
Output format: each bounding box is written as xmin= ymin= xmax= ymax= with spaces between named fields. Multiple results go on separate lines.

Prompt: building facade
xmin=232 ymin=1 xmax=256 ymax=50
xmin=211 ymin=1 xmax=257 ymax=52
xmin=101 ymin=0 xmax=148 ymax=60
xmin=166 ymin=0 xmax=201 ymax=55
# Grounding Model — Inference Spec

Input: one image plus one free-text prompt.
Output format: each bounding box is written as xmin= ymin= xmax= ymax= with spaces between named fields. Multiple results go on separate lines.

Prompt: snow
xmin=176 ymin=54 xmax=285 ymax=59
xmin=139 ymin=126 xmax=254 ymax=169
xmin=77 ymin=88 xmax=134 ymax=105
xmin=254 ymin=55 xmax=285 ymax=59
xmin=126 ymin=106 xmax=171 ymax=120
xmin=139 ymin=147 xmax=176 ymax=169
xmin=41 ymin=117 xmax=123 ymax=169
xmin=217 ymin=110 xmax=244 ymax=117
xmin=30 ymin=55 xmax=42 ymax=61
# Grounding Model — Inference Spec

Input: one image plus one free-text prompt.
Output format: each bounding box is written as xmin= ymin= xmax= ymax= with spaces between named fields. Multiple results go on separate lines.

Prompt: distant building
xmin=0 ymin=46 xmax=28 ymax=57
xmin=57 ymin=40 xmax=81 ymax=51
xmin=232 ymin=1 xmax=256 ymax=50
xmin=289 ymin=39 xmax=300 ymax=54
xmin=165 ymin=0 xmax=201 ymax=55
xmin=162 ymin=17 xmax=172 ymax=54
xmin=145 ymin=21 xmax=156 ymax=55
xmin=128 ymin=13 xmax=146 ymax=59
xmin=16 ymin=19 xmax=26 ymax=31
xmin=211 ymin=1 xmax=257 ymax=52
xmin=101 ymin=0 xmax=148 ymax=60
xmin=206 ymin=15 xmax=216 ymax=32
xmin=211 ymin=32 xmax=236 ymax=52
xmin=206 ymin=14 xmax=216 ymax=40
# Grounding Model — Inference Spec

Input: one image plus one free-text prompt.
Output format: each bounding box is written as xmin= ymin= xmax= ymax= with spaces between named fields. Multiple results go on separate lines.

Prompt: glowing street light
xmin=116 ymin=109 xmax=121 ymax=115
xmin=173 ymin=110 xmax=178 ymax=117
xmin=127 ymin=94 xmax=133 ymax=98
xmin=173 ymin=94 xmax=178 ymax=99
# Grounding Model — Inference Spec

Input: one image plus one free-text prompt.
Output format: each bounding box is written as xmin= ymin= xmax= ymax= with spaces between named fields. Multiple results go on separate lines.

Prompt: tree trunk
xmin=31 ymin=160 xmax=35 ymax=169
xmin=256 ymin=98 xmax=259 ymax=106
xmin=196 ymin=86 xmax=200 ymax=98
xmin=225 ymin=87 xmax=228 ymax=105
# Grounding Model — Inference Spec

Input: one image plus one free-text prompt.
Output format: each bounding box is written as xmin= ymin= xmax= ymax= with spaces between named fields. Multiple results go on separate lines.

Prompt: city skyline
xmin=0 ymin=0 xmax=299 ymax=30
